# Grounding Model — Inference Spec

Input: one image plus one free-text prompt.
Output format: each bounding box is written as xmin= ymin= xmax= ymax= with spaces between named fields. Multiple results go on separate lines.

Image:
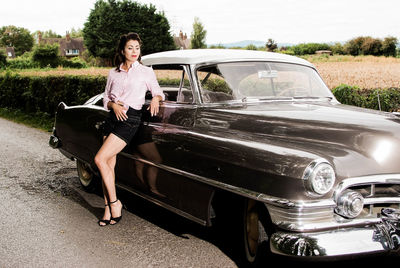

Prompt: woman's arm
xmin=148 ymin=95 xmax=163 ymax=116
xmin=108 ymin=101 xmax=128 ymax=121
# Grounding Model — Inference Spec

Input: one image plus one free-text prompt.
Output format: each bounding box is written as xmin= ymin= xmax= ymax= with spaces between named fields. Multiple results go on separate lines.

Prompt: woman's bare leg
xmin=95 ymin=134 xmax=126 ymax=225
xmin=97 ymin=136 xmax=117 ymax=225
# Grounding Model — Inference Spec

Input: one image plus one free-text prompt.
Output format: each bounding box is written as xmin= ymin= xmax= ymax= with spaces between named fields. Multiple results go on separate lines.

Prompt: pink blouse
xmin=103 ymin=61 xmax=165 ymax=111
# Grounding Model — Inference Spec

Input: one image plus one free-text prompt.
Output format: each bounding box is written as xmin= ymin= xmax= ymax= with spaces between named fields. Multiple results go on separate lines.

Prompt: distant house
xmin=0 ymin=47 xmax=16 ymax=58
xmin=315 ymin=50 xmax=332 ymax=55
xmin=174 ymin=31 xmax=191 ymax=49
xmin=38 ymin=32 xmax=85 ymax=57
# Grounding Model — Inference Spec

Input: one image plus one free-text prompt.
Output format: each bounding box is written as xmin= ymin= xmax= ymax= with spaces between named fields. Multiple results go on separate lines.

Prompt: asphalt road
xmin=0 ymin=118 xmax=238 ymax=267
xmin=0 ymin=117 xmax=398 ymax=267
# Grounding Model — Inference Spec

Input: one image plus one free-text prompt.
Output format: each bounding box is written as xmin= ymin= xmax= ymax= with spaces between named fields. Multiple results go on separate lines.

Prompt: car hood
xmin=199 ymin=101 xmax=400 ymax=179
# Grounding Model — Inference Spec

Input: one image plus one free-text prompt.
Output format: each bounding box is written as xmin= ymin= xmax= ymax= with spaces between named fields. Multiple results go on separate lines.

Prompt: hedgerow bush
xmin=332 ymin=84 xmax=400 ymax=112
xmin=0 ymin=72 xmax=106 ymax=117
xmin=1 ymin=73 xmax=399 ymax=127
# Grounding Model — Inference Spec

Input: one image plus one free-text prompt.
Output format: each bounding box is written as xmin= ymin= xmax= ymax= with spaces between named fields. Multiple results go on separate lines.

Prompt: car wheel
xmin=242 ymin=199 xmax=270 ymax=265
xmin=76 ymin=160 xmax=99 ymax=192
xmin=212 ymin=194 xmax=271 ymax=266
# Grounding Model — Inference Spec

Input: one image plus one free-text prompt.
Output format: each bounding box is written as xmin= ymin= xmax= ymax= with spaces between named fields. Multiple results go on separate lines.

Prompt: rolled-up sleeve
xmin=103 ymin=69 xmax=124 ymax=110
xmin=146 ymin=68 xmax=165 ymax=101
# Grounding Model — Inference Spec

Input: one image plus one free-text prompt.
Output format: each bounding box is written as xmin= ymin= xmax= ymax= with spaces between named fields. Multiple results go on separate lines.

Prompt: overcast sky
xmin=1 ymin=0 xmax=399 ymax=45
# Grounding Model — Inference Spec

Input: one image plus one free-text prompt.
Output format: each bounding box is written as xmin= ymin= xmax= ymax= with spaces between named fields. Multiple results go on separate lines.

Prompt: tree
xmin=265 ymin=38 xmax=277 ymax=52
xmin=190 ymin=17 xmax=207 ymax=49
xmin=382 ymin=36 xmax=398 ymax=57
xmin=0 ymin=25 xmax=34 ymax=56
xmin=69 ymin=28 xmax=83 ymax=38
xmin=83 ymin=0 xmax=175 ymax=64
xmin=42 ymin=30 xmax=62 ymax=38
xmin=344 ymin=37 xmax=364 ymax=56
xmin=331 ymin=42 xmax=345 ymax=55
xmin=360 ymin=36 xmax=382 ymax=56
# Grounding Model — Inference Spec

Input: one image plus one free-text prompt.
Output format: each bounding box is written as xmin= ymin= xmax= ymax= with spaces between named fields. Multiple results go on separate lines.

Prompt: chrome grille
xmin=352 ymin=184 xmax=400 ymax=198
xmin=338 ymin=182 xmax=400 ymax=218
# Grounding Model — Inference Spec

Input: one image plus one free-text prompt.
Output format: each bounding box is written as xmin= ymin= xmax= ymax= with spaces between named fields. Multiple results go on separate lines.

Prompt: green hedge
xmin=1 ymin=74 xmax=399 ymax=123
xmin=0 ymin=72 xmax=106 ymax=117
xmin=332 ymin=84 xmax=400 ymax=112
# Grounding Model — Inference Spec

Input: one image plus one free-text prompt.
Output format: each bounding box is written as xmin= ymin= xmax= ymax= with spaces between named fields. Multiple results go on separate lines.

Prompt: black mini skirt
xmin=103 ymin=107 xmax=142 ymax=145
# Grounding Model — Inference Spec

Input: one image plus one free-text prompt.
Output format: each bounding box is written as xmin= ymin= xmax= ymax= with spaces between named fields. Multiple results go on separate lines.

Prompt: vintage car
xmin=49 ymin=49 xmax=400 ymax=264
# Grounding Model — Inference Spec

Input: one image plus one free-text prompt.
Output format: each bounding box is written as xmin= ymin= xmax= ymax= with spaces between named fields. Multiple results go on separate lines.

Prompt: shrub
xmin=245 ymin=44 xmax=258 ymax=51
xmin=32 ymin=43 xmax=60 ymax=68
xmin=6 ymin=57 xmax=39 ymax=69
xmin=59 ymin=57 xmax=88 ymax=68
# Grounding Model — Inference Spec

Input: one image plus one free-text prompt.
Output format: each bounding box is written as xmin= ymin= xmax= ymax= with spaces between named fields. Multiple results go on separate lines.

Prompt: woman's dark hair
xmin=114 ymin=32 xmax=142 ymax=72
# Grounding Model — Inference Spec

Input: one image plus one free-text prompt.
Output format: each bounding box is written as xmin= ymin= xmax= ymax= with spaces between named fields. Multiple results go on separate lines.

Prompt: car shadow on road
xmin=66 ymin=182 xmax=399 ymax=267
xmin=118 ymin=188 xmax=400 ymax=267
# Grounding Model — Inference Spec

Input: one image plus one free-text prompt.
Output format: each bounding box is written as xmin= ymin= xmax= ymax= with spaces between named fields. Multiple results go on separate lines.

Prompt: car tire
xmin=212 ymin=194 xmax=272 ymax=266
xmin=241 ymin=198 xmax=271 ymax=266
xmin=76 ymin=160 xmax=99 ymax=193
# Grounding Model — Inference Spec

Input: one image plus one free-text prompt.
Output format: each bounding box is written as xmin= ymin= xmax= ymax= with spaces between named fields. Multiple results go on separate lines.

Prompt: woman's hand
xmin=111 ymin=101 xmax=128 ymax=121
xmin=148 ymin=96 xmax=162 ymax=116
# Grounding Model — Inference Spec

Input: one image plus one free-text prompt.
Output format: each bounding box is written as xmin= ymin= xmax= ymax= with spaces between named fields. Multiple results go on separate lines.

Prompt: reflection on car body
xmin=50 ymin=49 xmax=400 ymax=264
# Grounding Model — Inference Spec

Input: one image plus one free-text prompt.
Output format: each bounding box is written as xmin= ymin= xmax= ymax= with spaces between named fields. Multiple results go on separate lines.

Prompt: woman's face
xmin=123 ymin=39 xmax=141 ymax=64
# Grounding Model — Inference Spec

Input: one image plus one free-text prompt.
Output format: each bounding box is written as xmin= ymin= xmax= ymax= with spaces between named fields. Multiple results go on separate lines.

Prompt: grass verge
xmin=0 ymin=108 xmax=54 ymax=132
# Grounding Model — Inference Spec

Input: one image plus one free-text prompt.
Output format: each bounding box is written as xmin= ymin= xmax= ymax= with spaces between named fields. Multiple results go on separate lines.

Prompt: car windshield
xmin=197 ymin=61 xmax=334 ymax=103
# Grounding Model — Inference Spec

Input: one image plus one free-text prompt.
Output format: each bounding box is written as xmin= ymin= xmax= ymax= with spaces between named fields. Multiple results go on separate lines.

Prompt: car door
xmin=114 ymin=65 xmax=215 ymax=226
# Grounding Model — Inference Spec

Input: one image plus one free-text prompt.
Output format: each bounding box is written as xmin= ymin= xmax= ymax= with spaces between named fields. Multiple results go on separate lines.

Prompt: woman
xmin=94 ymin=32 xmax=164 ymax=226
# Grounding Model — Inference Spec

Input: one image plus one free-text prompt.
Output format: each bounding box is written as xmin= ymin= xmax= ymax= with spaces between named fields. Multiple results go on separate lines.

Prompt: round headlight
xmin=303 ymin=160 xmax=335 ymax=195
xmin=335 ymin=190 xmax=364 ymax=218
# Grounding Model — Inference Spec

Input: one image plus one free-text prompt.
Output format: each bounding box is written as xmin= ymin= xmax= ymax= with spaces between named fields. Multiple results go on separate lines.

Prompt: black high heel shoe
xmin=109 ymin=199 xmax=123 ymax=225
xmin=98 ymin=203 xmax=111 ymax=227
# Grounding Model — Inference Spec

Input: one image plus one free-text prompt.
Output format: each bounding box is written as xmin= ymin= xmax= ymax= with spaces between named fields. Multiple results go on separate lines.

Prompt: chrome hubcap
xmin=78 ymin=161 xmax=92 ymax=187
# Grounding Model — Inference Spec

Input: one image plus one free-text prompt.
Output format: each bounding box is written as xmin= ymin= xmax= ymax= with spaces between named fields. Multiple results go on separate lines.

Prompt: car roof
xmin=142 ymin=49 xmax=313 ymax=67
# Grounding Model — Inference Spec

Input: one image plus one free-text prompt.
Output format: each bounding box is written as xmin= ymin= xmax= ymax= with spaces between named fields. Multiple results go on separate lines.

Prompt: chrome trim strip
xmin=116 ymin=182 xmax=207 ymax=226
xmin=364 ymin=197 xmax=400 ymax=205
xmin=118 ymin=152 xmax=335 ymax=209
xmin=266 ymin=203 xmax=381 ymax=231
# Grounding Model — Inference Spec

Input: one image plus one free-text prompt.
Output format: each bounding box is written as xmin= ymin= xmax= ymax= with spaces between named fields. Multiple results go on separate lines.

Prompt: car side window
xmin=196 ymin=65 xmax=234 ymax=103
xmin=152 ymin=64 xmax=193 ymax=104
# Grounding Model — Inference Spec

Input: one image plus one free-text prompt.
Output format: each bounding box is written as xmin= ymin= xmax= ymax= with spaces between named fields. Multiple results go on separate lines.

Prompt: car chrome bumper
xmin=270 ymin=208 xmax=400 ymax=258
